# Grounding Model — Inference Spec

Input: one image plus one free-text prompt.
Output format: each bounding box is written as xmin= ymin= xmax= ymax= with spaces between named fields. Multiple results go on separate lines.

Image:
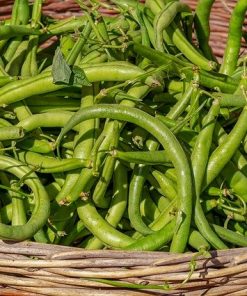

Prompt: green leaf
xmin=70 ymin=66 xmax=92 ymax=86
xmin=52 ymin=47 xmax=72 ymax=85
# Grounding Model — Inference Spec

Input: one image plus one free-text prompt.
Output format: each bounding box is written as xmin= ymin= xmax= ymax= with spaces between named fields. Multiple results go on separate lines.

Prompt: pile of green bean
xmin=0 ymin=0 xmax=246 ymax=253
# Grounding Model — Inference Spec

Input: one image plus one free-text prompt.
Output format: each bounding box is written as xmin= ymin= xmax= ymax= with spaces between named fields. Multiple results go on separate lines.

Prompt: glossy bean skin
xmin=0 ymin=25 xmax=41 ymax=39
xmin=131 ymin=42 xmax=238 ymax=93
xmin=220 ymin=0 xmax=247 ymax=75
xmin=211 ymin=224 xmax=247 ymax=247
xmin=43 ymin=16 xmax=87 ymax=36
xmin=85 ymin=161 xmax=128 ymax=250
xmin=10 ymin=180 xmax=27 ymax=226
xmin=113 ymin=149 xmax=171 ymax=166
xmin=125 ymin=219 xmax=175 ymax=251
xmin=0 ymin=126 xmax=24 ymax=140
xmin=56 ymin=104 xmax=193 ymax=253
xmin=54 ymin=85 xmax=98 ymax=206
xmin=194 ymin=0 xmax=215 ymax=61
xmin=191 ymin=100 xmax=227 ymax=249
xmin=92 ymin=121 xmax=119 ymax=209
xmin=128 ymin=164 xmax=154 ymax=235
xmin=0 ymin=62 xmax=156 ymax=106
xmin=154 ymin=2 xmax=190 ymax=51
xmin=152 ymin=169 xmax=177 ymax=201
xmin=188 ymin=228 xmax=210 ymax=251
xmin=205 ymin=106 xmax=247 ymax=187
xmin=148 ymin=0 xmax=217 ymax=71
xmin=17 ymin=112 xmax=79 ymax=132
xmin=16 ymin=150 xmax=90 ymax=173
xmin=0 ymin=155 xmax=49 ymax=240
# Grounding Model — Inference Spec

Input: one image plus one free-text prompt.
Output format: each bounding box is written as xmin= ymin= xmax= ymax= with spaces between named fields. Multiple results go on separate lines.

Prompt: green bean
xmin=214 ymin=122 xmax=247 ymax=176
xmin=142 ymin=9 xmax=156 ymax=47
xmin=54 ymin=85 xmax=98 ymax=206
xmin=211 ymin=92 xmax=246 ymax=107
xmin=85 ymin=161 xmax=128 ymax=249
xmin=77 ymin=199 xmax=134 ymax=248
xmin=220 ymin=161 xmax=247 ymax=202
xmin=220 ymin=0 xmax=247 ymax=75
xmin=47 ymin=203 xmax=76 ymax=243
xmin=188 ymin=228 xmax=210 ymax=251
xmin=56 ymin=104 xmax=193 ymax=253
xmin=0 ymin=62 xmax=157 ymax=106
xmin=191 ymin=100 xmax=227 ymax=249
xmin=3 ymin=0 xmax=30 ymax=65
xmin=128 ymin=164 xmax=153 ymax=235
xmin=140 ymin=187 xmax=160 ymax=223
xmin=11 ymin=0 xmax=29 ymax=25
xmin=66 ymin=23 xmax=92 ymax=66
xmin=17 ymin=112 xmax=78 ymax=132
xmin=150 ymin=190 xmax=171 ymax=212
xmin=45 ymin=182 xmax=61 ymax=200
xmin=0 ymin=26 xmax=41 ymax=39
xmin=21 ymin=0 xmax=42 ymax=77
xmin=125 ymin=218 xmax=175 ymax=251
xmin=3 ymin=39 xmax=22 ymax=64
xmin=194 ymin=0 xmax=216 ymax=61
xmin=10 ymin=180 xmax=27 ymax=226
xmin=5 ymin=40 xmax=29 ymax=76
xmin=205 ymin=105 xmax=247 ymax=187
xmin=145 ymin=0 xmax=166 ymax=15
xmin=0 ymin=203 xmax=12 ymax=224
xmin=0 ymin=155 xmax=49 ymax=240
xmin=152 ymin=169 xmax=177 ymax=201
xmin=0 ymin=126 xmax=24 ymax=140
xmin=167 ymin=72 xmax=199 ymax=120
xmin=92 ymin=123 xmax=119 ymax=209
xmin=44 ymin=16 xmax=87 ymax=36
xmin=132 ymin=42 xmax=238 ymax=93
xmin=60 ymin=120 xmax=115 ymax=205
xmin=154 ymin=2 xmax=190 ymax=52
xmin=211 ymin=223 xmax=247 ymax=247
xmin=112 ymin=149 xmax=171 ymax=166
xmin=0 ymin=76 xmax=17 ymax=86
xmin=17 ymin=138 xmax=54 ymax=154
xmin=16 ymin=150 xmax=90 ymax=173
xmin=201 ymin=198 xmax=218 ymax=213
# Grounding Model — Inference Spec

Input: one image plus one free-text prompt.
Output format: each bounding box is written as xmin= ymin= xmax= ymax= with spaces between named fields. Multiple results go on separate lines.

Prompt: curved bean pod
xmin=0 ymin=155 xmax=49 ymax=240
xmin=56 ymin=104 xmax=193 ymax=253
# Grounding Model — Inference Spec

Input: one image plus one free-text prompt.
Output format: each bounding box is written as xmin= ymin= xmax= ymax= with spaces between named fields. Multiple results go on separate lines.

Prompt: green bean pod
xmin=205 ymin=105 xmax=247 ymax=187
xmin=194 ymin=0 xmax=216 ymax=61
xmin=191 ymin=100 xmax=227 ymax=249
xmin=16 ymin=150 xmax=90 ymax=173
xmin=0 ymin=62 xmax=157 ymax=106
xmin=85 ymin=161 xmax=128 ymax=249
xmin=0 ymin=155 xmax=49 ymax=240
xmin=56 ymin=104 xmax=193 ymax=253
xmin=113 ymin=149 xmax=171 ymax=166
xmin=154 ymin=1 xmax=190 ymax=52
xmin=220 ymin=0 xmax=247 ymax=75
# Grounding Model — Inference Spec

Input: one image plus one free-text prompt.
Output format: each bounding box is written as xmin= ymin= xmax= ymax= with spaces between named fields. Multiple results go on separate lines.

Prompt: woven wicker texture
xmin=0 ymin=241 xmax=246 ymax=295
xmin=0 ymin=0 xmax=246 ymax=59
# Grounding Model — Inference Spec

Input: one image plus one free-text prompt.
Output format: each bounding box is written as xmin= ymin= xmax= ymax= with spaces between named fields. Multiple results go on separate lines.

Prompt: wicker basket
xmin=0 ymin=0 xmax=246 ymax=59
xmin=0 ymin=240 xmax=247 ymax=295
xmin=0 ymin=1 xmax=247 ymax=296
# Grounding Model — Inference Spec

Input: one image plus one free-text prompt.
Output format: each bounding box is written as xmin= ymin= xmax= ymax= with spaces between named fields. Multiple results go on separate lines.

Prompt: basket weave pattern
xmin=0 ymin=241 xmax=246 ymax=295
xmin=0 ymin=0 xmax=246 ymax=59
